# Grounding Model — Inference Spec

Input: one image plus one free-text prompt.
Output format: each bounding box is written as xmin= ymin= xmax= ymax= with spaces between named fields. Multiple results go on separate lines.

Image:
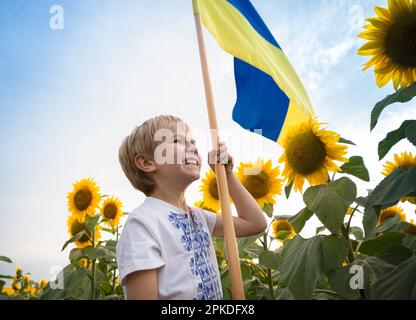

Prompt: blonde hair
xmin=118 ymin=115 xmax=186 ymax=196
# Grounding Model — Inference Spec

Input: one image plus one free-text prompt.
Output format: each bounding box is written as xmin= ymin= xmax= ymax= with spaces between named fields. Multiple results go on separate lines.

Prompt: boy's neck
xmin=150 ymin=188 xmax=190 ymax=214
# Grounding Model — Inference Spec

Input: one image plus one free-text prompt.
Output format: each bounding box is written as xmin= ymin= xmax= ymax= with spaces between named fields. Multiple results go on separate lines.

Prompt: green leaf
xmin=375 ymin=245 xmax=413 ymax=266
xmin=378 ymin=120 xmax=416 ymax=160
xmin=258 ymin=251 xmax=280 ymax=269
xmin=61 ymin=231 xmax=89 ymax=251
xmin=69 ymin=248 xmax=85 ymax=264
xmin=288 ymin=207 xmax=313 ymax=233
xmin=406 ymin=190 xmax=416 ymax=198
xmin=280 ymin=236 xmax=323 ymax=300
xmin=363 ymin=206 xmax=379 ymax=239
xmin=403 ymin=234 xmax=416 ymax=251
xmin=237 ymin=236 xmax=260 ymax=259
xmin=85 ymin=215 xmax=100 ymax=233
xmin=326 ymin=267 xmax=360 ymax=300
xmin=359 ymin=232 xmax=405 ymax=256
xmin=41 ymin=264 xmax=90 ymax=300
xmin=321 ymin=235 xmax=349 ymax=273
xmin=313 ymin=289 xmax=347 ymax=300
xmin=303 ymin=177 xmax=357 ymax=234
xmin=274 ymin=287 xmax=295 ymax=300
xmin=100 ymin=227 xmax=115 ymax=234
xmin=355 ymin=196 xmax=369 ymax=207
xmin=284 ymin=181 xmax=293 ymax=199
xmin=339 ymin=137 xmax=356 ymax=146
xmin=354 ymin=255 xmax=395 ymax=290
xmin=366 ymin=166 xmax=416 ymax=207
xmin=371 ymin=82 xmax=416 ymax=131
xmin=340 ymin=156 xmax=370 ymax=182
xmin=406 ymin=121 xmax=416 ymax=146
xmin=316 ymin=226 xmax=326 ymax=234
xmin=371 ymin=255 xmax=416 ymax=299
xmin=83 ymin=247 xmax=114 ymax=260
xmin=375 ymin=215 xmax=409 ymax=233
xmin=0 ymin=256 xmax=12 ymax=264
xmin=261 ymin=203 xmax=273 ymax=218
xmin=350 ymin=227 xmax=364 ymax=240
xmin=276 ymin=230 xmax=292 ymax=241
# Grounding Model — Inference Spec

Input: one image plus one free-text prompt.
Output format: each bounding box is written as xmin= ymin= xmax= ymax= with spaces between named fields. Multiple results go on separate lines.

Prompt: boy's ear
xmin=134 ymin=155 xmax=157 ymax=173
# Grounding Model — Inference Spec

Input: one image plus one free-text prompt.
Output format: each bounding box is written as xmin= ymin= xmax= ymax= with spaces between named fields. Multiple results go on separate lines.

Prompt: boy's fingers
xmin=208 ymin=151 xmax=217 ymax=165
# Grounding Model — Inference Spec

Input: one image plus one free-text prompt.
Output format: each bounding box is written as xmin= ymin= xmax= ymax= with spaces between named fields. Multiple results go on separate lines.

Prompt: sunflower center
xmin=71 ymin=220 xmax=90 ymax=243
xmin=276 ymin=221 xmax=291 ymax=232
xmin=379 ymin=210 xmax=397 ymax=223
xmin=285 ymin=130 xmax=327 ymax=175
xmin=400 ymin=163 xmax=414 ymax=171
xmin=74 ymin=188 xmax=93 ymax=211
xmin=103 ymin=203 xmax=117 ymax=219
xmin=209 ymin=179 xmax=219 ymax=200
xmin=385 ymin=13 xmax=416 ymax=67
xmin=244 ymin=171 xmax=270 ymax=198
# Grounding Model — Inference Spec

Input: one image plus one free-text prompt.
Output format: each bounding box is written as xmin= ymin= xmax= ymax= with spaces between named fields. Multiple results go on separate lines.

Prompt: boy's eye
xmin=173 ymin=137 xmax=196 ymax=145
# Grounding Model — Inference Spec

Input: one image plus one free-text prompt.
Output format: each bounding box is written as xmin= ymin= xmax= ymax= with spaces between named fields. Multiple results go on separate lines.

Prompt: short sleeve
xmin=116 ymin=215 xmax=165 ymax=286
xmin=198 ymin=208 xmax=218 ymax=236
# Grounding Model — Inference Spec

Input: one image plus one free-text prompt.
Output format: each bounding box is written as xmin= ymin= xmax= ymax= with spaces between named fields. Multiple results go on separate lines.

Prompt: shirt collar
xmin=144 ymin=196 xmax=195 ymax=216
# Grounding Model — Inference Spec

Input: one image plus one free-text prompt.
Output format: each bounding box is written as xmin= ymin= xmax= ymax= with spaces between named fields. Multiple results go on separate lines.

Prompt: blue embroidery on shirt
xmin=167 ymin=211 xmax=222 ymax=300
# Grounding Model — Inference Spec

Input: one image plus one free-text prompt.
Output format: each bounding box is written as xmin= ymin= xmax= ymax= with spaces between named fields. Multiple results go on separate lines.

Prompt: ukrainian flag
xmin=193 ymin=0 xmax=314 ymax=146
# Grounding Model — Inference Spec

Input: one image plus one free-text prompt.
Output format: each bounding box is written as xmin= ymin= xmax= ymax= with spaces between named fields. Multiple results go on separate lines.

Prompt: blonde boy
xmin=116 ymin=115 xmax=267 ymax=300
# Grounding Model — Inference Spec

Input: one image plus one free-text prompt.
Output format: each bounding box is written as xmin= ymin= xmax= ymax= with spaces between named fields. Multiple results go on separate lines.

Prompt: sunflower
xmin=236 ymin=159 xmax=283 ymax=208
xmin=271 ymin=219 xmax=296 ymax=241
xmin=67 ymin=214 xmax=101 ymax=249
xmin=15 ymin=266 xmax=22 ymax=278
xmin=100 ymin=196 xmax=123 ymax=228
xmin=79 ymin=258 xmax=92 ymax=269
xmin=67 ymin=178 xmax=101 ymax=220
xmin=200 ymin=170 xmax=230 ymax=212
xmin=378 ymin=205 xmax=406 ymax=224
xmin=358 ymin=0 xmax=416 ymax=89
xmin=194 ymin=200 xmax=219 ymax=214
xmin=278 ymin=117 xmax=349 ymax=193
xmin=39 ymin=279 xmax=48 ymax=289
xmin=382 ymin=151 xmax=416 ymax=204
xmin=2 ymin=287 xmax=16 ymax=296
xmin=23 ymin=274 xmax=31 ymax=293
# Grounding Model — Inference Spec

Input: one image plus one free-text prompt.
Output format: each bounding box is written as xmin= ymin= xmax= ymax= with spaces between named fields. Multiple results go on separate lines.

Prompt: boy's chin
xmin=181 ymin=171 xmax=201 ymax=183
xmin=185 ymin=172 xmax=200 ymax=182
xmin=180 ymin=165 xmax=201 ymax=182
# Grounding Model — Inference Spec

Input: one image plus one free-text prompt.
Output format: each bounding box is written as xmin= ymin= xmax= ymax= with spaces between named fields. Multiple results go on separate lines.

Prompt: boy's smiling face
xmin=152 ymin=120 xmax=202 ymax=187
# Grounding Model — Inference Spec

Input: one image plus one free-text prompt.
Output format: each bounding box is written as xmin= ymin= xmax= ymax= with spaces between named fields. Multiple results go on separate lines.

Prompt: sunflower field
xmin=1 ymin=0 xmax=416 ymax=300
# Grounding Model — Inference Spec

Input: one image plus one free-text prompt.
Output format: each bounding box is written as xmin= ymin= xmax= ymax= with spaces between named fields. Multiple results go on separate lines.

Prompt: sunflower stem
xmin=112 ymin=227 xmax=119 ymax=295
xmin=241 ymin=259 xmax=268 ymax=279
xmin=90 ymin=227 xmax=96 ymax=300
xmin=262 ymin=234 xmax=275 ymax=299
xmin=264 ymin=221 xmax=273 ymax=251
xmin=346 ymin=205 xmax=359 ymax=237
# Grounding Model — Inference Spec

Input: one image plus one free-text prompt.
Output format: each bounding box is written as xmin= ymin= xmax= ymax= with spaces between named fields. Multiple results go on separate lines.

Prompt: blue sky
xmin=1 ymin=0 xmax=415 ymax=281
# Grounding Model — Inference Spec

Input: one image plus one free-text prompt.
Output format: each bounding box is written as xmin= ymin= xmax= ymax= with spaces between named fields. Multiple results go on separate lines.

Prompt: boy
xmin=117 ymin=115 xmax=267 ymax=300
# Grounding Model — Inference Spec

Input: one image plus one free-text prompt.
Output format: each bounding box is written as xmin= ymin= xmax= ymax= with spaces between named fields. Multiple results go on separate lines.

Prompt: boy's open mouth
xmin=184 ymin=157 xmax=199 ymax=167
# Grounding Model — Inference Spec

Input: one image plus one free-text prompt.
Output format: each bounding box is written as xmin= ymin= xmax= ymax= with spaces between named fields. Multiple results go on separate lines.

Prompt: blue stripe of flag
xmin=227 ymin=0 xmax=290 ymax=142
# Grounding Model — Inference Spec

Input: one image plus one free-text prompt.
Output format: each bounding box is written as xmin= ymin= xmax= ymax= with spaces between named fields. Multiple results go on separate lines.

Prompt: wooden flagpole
xmin=192 ymin=0 xmax=245 ymax=300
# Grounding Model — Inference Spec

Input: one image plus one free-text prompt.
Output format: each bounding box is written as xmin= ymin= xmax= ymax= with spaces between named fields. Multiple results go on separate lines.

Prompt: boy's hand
xmin=208 ymin=141 xmax=234 ymax=175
